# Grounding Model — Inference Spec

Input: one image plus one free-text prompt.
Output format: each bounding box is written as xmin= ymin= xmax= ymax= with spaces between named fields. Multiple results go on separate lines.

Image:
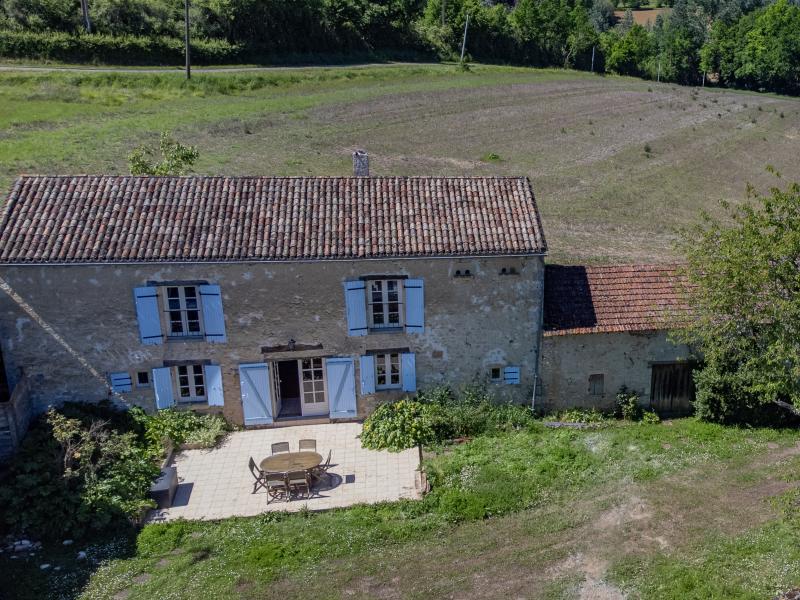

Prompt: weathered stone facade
xmin=0 ymin=255 xmax=544 ymax=426
xmin=538 ymin=331 xmax=694 ymax=413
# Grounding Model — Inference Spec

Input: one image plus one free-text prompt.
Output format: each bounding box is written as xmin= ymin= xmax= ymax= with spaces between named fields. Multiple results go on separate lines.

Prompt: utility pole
xmin=460 ymin=13 xmax=470 ymax=63
xmin=184 ymin=0 xmax=191 ymax=80
xmin=657 ymin=55 xmax=661 ymax=83
xmin=79 ymin=0 xmax=92 ymax=33
xmin=590 ymin=46 xmax=595 ymax=73
xmin=441 ymin=0 xmax=446 ymax=26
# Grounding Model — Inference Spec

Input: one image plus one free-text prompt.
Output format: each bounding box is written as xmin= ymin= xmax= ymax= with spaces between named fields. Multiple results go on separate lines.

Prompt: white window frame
xmin=375 ymin=353 xmax=402 ymax=390
xmin=489 ymin=366 xmax=503 ymax=383
xmin=175 ymin=364 xmax=207 ymax=403
xmin=136 ymin=371 xmax=151 ymax=388
xmin=367 ymin=279 xmax=404 ymax=330
xmin=164 ymin=285 xmax=203 ymax=338
xmin=299 ymin=357 xmax=327 ymax=407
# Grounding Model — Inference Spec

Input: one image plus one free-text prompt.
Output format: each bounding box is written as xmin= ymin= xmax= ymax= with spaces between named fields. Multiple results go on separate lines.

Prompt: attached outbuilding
xmin=539 ymin=264 xmax=695 ymax=415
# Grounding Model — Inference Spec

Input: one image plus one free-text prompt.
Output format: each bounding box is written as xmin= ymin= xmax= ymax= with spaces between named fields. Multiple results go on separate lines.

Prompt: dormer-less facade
xmin=0 ymin=175 xmax=547 ymax=427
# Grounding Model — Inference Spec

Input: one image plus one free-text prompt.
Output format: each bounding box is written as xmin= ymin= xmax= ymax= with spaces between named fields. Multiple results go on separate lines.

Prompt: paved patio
xmin=148 ymin=423 xmax=421 ymax=522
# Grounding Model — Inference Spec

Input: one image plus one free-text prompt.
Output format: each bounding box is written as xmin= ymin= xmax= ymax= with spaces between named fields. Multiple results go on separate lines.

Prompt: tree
xmin=128 ymin=131 xmax=199 ymax=176
xmin=678 ymin=176 xmax=800 ymax=424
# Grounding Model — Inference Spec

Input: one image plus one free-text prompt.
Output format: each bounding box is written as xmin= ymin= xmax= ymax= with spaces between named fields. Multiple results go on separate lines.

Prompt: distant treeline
xmin=0 ymin=0 xmax=798 ymax=95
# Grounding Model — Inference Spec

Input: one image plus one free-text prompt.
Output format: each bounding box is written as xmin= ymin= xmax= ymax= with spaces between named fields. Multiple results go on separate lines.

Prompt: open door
xmin=650 ymin=363 xmax=695 ymax=415
xmin=299 ymin=358 xmax=329 ymax=416
xmin=271 ymin=362 xmax=282 ymax=418
xmin=239 ymin=363 xmax=273 ymax=426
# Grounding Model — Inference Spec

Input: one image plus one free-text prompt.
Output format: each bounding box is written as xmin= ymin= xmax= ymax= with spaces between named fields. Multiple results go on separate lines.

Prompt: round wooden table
xmin=260 ymin=451 xmax=322 ymax=473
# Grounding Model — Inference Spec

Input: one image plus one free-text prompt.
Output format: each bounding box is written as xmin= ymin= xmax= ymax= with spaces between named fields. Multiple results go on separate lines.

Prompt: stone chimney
xmin=352 ymin=149 xmax=369 ymax=177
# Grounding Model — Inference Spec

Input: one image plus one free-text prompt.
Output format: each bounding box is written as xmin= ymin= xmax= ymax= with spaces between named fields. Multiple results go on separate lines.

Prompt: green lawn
xmin=1 ymin=64 xmax=799 ymax=263
xmin=2 ymin=419 xmax=799 ymax=599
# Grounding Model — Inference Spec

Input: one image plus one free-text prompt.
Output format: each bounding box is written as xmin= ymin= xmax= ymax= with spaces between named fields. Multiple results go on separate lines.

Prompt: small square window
xmin=136 ymin=371 xmax=150 ymax=388
xmin=589 ymin=374 xmax=604 ymax=396
xmin=490 ymin=367 xmax=502 ymax=382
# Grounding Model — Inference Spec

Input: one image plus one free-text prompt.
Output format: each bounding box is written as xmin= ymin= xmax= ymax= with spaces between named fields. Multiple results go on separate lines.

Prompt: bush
xmin=551 ymin=408 xmax=608 ymax=423
xmin=0 ymin=30 xmax=241 ymax=65
xmin=615 ymin=386 xmax=644 ymax=421
xmin=360 ymin=399 xmax=437 ymax=452
xmin=641 ymin=410 xmax=661 ymax=424
xmin=0 ymin=404 xmax=160 ymax=539
xmin=131 ymin=407 xmax=230 ymax=455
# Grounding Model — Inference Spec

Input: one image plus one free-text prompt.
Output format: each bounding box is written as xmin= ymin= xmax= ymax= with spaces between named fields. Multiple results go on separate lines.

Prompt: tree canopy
xmin=679 ymin=176 xmax=800 ymax=423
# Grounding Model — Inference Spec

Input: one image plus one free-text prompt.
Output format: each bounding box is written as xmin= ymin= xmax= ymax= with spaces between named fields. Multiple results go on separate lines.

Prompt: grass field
xmin=2 ymin=419 xmax=799 ymax=599
xmin=1 ymin=63 xmax=798 ymax=263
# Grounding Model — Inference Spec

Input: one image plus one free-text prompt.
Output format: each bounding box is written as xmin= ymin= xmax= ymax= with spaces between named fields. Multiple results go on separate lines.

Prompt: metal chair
xmin=298 ymin=439 xmax=316 ymax=452
xmin=287 ymin=470 xmax=311 ymax=499
xmin=248 ymin=457 xmax=267 ymax=494
xmin=271 ymin=442 xmax=290 ymax=454
xmin=265 ymin=472 xmax=289 ymax=504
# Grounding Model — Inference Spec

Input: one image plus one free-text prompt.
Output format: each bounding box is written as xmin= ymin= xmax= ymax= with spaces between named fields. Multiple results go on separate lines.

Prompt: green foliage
xmin=678 ymin=179 xmax=800 ymax=424
xmin=0 ymin=30 xmax=241 ymax=64
xmin=0 ymin=404 xmax=160 ymax=539
xmin=128 ymin=130 xmax=199 ymax=175
xmin=551 ymin=407 xmax=608 ymax=423
xmin=641 ymin=410 xmax=661 ymax=424
xmin=130 ymin=406 xmax=229 ymax=455
xmin=360 ymin=398 xmax=437 ymax=452
xmin=615 ymin=386 xmax=644 ymax=421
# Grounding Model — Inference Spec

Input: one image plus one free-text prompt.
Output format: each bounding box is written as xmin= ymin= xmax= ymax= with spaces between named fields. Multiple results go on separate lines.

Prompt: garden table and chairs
xmin=248 ymin=440 xmax=333 ymax=504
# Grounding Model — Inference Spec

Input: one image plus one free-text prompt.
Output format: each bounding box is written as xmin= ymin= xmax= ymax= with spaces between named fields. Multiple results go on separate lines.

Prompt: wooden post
xmin=591 ymin=46 xmax=595 ymax=73
xmin=441 ymin=0 xmax=446 ymax=26
xmin=184 ymin=0 xmax=191 ymax=80
xmin=460 ymin=13 xmax=470 ymax=63
xmin=657 ymin=55 xmax=661 ymax=83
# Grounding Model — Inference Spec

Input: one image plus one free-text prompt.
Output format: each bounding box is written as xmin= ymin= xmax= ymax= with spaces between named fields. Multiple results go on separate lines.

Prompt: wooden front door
xmin=650 ymin=363 xmax=695 ymax=415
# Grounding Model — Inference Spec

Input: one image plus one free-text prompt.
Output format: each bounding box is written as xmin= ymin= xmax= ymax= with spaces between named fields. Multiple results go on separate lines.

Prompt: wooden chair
xmin=311 ymin=450 xmax=332 ymax=482
xmin=271 ymin=442 xmax=290 ymax=454
xmin=248 ymin=457 xmax=267 ymax=494
xmin=287 ymin=470 xmax=311 ymax=499
xmin=298 ymin=439 xmax=316 ymax=452
xmin=265 ymin=472 xmax=289 ymax=504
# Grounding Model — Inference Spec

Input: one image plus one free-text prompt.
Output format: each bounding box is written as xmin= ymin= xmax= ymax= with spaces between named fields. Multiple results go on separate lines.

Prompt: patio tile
xmin=147 ymin=423 xmax=421 ymax=522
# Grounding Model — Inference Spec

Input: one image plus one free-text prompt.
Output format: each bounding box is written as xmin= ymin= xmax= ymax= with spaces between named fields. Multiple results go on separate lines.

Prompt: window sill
xmin=166 ymin=335 xmax=205 ymax=342
xmin=375 ymin=386 xmax=403 ymax=392
xmin=177 ymin=399 xmax=207 ymax=405
xmin=368 ymin=327 xmax=405 ymax=334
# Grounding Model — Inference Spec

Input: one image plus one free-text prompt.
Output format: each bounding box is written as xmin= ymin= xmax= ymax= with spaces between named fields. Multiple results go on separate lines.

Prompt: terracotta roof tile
xmin=543 ymin=264 xmax=690 ymax=336
xmin=0 ymin=175 xmax=547 ymax=264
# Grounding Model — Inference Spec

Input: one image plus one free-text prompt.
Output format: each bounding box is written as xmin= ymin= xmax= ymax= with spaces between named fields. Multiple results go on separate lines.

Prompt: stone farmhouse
xmin=0 ymin=161 xmax=693 ymax=451
xmin=0 ymin=172 xmax=547 ymax=431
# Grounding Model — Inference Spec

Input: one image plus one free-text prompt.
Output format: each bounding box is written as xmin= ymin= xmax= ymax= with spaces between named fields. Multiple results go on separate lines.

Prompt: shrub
xmin=552 ymin=408 xmax=607 ymax=423
xmin=641 ymin=410 xmax=661 ymax=424
xmin=615 ymin=386 xmax=644 ymax=421
xmin=0 ymin=30 xmax=241 ymax=65
xmin=131 ymin=407 xmax=230 ymax=455
xmin=0 ymin=404 xmax=160 ymax=539
xmin=360 ymin=399 xmax=437 ymax=453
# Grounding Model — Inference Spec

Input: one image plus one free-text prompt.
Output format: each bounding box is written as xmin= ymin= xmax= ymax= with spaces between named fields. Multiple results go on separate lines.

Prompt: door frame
xmin=298 ymin=357 xmax=330 ymax=417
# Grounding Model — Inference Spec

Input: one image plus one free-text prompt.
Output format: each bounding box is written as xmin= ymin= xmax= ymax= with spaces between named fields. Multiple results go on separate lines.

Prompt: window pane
xmin=184 ymin=287 xmax=196 ymax=298
xmin=302 ymin=359 xmax=311 ymax=370
xmin=167 ymin=287 xmax=179 ymax=298
xmin=168 ymin=299 xmax=181 ymax=310
xmin=185 ymin=298 xmax=198 ymax=309
xmin=180 ymin=388 xmax=190 ymax=397
xmin=195 ymin=386 xmax=205 ymax=397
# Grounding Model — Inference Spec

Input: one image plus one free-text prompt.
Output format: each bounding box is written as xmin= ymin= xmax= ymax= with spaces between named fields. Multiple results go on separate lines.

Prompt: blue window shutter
xmin=134 ymin=287 xmax=163 ymax=345
xmin=152 ymin=367 xmax=175 ymax=409
xmin=205 ymin=365 xmax=224 ymax=406
xmin=504 ymin=366 xmax=521 ymax=385
xmin=404 ymin=279 xmax=424 ymax=333
xmin=239 ymin=363 xmax=273 ymax=425
xmin=401 ymin=352 xmax=417 ymax=392
xmin=343 ymin=281 xmax=368 ymax=336
xmin=327 ymin=357 xmax=357 ymax=419
xmin=199 ymin=284 xmax=227 ymax=343
xmin=360 ymin=355 xmax=376 ymax=394
xmin=109 ymin=371 xmax=132 ymax=393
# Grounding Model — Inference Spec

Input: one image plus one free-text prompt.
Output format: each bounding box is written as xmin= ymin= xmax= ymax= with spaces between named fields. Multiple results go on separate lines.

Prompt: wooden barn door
xmin=650 ymin=363 xmax=695 ymax=415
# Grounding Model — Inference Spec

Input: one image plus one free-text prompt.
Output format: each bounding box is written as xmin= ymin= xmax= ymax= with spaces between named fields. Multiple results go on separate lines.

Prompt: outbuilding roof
xmin=0 ymin=175 xmax=547 ymax=264
xmin=543 ymin=264 xmax=690 ymax=336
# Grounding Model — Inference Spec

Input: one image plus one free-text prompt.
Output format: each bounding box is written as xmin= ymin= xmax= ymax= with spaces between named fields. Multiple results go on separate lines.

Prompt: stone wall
xmin=538 ymin=330 xmax=693 ymax=412
xmin=0 ymin=255 xmax=544 ymax=426
xmin=0 ymin=374 xmax=31 ymax=461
